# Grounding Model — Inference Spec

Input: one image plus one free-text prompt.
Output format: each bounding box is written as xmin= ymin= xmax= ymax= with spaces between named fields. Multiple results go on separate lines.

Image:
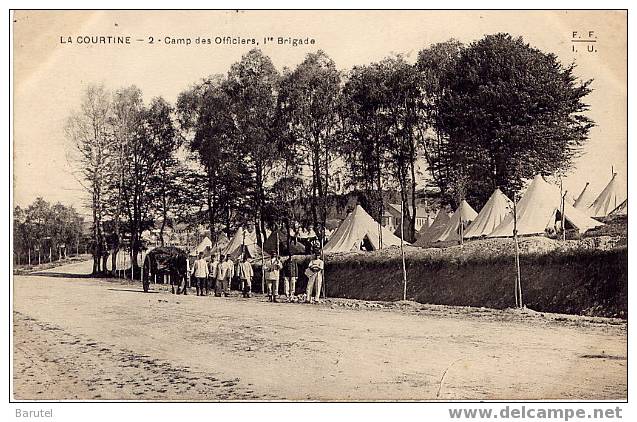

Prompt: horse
xmin=142 ymin=247 xmax=188 ymax=293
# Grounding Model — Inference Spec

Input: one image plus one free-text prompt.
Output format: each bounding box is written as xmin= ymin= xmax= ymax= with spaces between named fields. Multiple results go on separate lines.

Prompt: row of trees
xmin=14 ymin=198 xmax=85 ymax=264
xmin=66 ymin=85 xmax=187 ymax=274
xmin=68 ymin=33 xmax=594 ymax=274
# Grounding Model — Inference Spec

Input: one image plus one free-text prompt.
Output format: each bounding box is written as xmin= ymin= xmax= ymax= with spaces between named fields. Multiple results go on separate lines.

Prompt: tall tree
xmin=415 ymin=39 xmax=464 ymax=207
xmin=65 ymin=84 xmax=112 ymax=274
xmin=224 ymin=49 xmax=281 ymax=246
xmin=278 ymin=51 xmax=342 ymax=241
xmin=106 ymin=86 xmax=144 ymax=272
xmin=434 ymin=33 xmax=594 ymax=206
xmin=114 ymin=86 xmax=163 ymax=272
xmin=145 ymin=97 xmax=182 ymax=246
xmin=177 ymin=75 xmax=252 ymax=243
xmin=341 ymin=63 xmax=393 ymax=241
xmin=378 ymin=55 xmax=422 ymax=241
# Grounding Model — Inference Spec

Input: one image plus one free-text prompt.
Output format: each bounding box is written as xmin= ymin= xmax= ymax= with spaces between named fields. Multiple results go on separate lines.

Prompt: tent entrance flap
xmin=359 ymin=235 xmax=375 ymax=251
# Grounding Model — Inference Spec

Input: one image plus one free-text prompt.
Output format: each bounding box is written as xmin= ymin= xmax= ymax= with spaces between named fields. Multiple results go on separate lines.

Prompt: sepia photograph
xmin=10 ymin=9 xmax=628 ymax=405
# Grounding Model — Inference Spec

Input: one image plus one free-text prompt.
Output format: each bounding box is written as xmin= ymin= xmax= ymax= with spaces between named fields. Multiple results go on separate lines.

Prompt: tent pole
xmin=400 ymin=200 xmax=407 ymax=301
xmin=559 ymin=178 xmax=566 ymax=241
xmin=561 ymin=191 xmax=567 ymax=242
xmin=321 ymin=236 xmax=326 ymax=299
xmin=258 ymin=227 xmax=264 ymax=295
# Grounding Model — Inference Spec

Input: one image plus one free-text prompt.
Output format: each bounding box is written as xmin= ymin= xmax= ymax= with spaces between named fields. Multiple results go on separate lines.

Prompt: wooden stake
xmin=513 ymin=195 xmax=523 ymax=308
xmin=321 ymin=236 xmax=327 ymax=299
xmin=561 ymin=191 xmax=567 ymax=242
xmin=261 ymin=230 xmax=265 ymax=295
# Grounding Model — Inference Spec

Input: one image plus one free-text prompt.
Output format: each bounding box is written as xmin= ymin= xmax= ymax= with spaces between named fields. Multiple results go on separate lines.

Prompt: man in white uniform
xmin=191 ymin=252 xmax=209 ymax=296
xmin=305 ymin=252 xmax=324 ymax=304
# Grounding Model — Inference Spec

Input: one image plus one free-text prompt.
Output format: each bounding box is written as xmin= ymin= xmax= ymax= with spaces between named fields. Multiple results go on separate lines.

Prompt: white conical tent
xmin=323 ymin=205 xmax=406 ymax=253
xmin=574 ymin=182 xmax=596 ymax=210
xmin=489 ymin=175 xmax=603 ymax=237
xmin=191 ymin=236 xmax=212 ymax=256
xmin=436 ymin=200 xmax=478 ymax=242
xmin=413 ymin=209 xmax=451 ymax=246
xmin=210 ymin=233 xmax=230 ymax=255
xmin=464 ymin=189 xmax=513 ymax=238
xmin=609 ymin=199 xmax=627 ymax=216
xmin=223 ymin=227 xmax=264 ymax=259
xmin=587 ymin=173 xmax=627 ymax=218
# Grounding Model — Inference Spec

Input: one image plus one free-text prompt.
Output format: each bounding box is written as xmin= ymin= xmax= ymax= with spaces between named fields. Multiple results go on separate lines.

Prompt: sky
xmin=12 ymin=10 xmax=627 ymax=216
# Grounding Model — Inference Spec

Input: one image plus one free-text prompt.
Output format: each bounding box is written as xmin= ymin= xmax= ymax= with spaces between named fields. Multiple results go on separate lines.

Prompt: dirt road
xmin=13 ymin=260 xmax=627 ymax=401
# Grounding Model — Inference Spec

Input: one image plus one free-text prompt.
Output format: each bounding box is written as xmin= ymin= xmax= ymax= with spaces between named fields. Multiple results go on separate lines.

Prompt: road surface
xmin=13 ymin=260 xmax=627 ymax=401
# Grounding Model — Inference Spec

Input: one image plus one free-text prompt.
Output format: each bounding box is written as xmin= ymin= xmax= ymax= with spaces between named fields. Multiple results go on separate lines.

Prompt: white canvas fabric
xmin=573 ymin=182 xmax=596 ymax=210
xmin=223 ymin=227 xmax=264 ymax=259
xmin=436 ymin=200 xmax=478 ymax=242
xmin=587 ymin=174 xmax=627 ymax=218
xmin=106 ymin=250 xmax=149 ymax=270
xmin=464 ymin=189 xmax=513 ymax=238
xmin=190 ymin=236 xmax=212 ymax=256
xmin=413 ymin=209 xmax=451 ymax=246
xmin=323 ymin=205 xmax=405 ymax=253
xmin=489 ymin=175 xmax=604 ymax=237
xmin=210 ymin=233 xmax=230 ymax=255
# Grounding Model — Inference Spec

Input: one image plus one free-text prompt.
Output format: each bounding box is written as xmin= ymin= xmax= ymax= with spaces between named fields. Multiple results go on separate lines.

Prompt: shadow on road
xmin=107 ymin=288 xmax=159 ymax=294
xmin=24 ymin=272 xmax=93 ymax=279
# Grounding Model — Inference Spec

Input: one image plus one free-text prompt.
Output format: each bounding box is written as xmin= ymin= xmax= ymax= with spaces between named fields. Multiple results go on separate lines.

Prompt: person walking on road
xmin=282 ymin=254 xmax=298 ymax=301
xmin=305 ymin=252 xmax=324 ymax=304
xmin=238 ymin=255 xmax=254 ymax=298
xmin=191 ymin=252 xmax=209 ymax=296
xmin=265 ymin=252 xmax=283 ymax=302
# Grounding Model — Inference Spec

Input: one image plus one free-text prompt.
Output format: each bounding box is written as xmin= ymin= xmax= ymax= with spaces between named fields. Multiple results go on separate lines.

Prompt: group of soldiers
xmin=189 ymin=251 xmax=325 ymax=303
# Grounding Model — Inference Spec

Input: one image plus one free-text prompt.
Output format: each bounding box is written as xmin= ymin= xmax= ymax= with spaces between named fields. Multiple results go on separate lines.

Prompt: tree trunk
xmin=92 ymin=189 xmax=99 ymax=275
xmin=255 ymin=164 xmax=265 ymax=247
xmin=311 ymin=149 xmax=320 ymax=233
xmin=159 ymin=170 xmax=168 ymax=247
xmin=410 ymin=159 xmax=417 ymax=242
xmin=323 ymin=145 xmax=329 ymax=243
xmin=206 ymin=166 xmax=216 ymax=245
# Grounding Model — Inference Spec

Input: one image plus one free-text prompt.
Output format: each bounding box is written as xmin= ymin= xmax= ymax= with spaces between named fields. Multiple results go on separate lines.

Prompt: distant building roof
xmin=387 ymin=203 xmax=428 ymax=218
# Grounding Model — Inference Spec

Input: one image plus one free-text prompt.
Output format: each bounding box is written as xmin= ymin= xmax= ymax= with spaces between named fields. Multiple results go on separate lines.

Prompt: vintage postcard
xmin=11 ymin=10 xmax=627 ymax=405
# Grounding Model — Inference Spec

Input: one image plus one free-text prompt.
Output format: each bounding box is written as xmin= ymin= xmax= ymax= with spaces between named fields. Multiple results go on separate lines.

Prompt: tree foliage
xmin=278 ymin=51 xmax=342 ymax=238
xmin=434 ymin=34 xmax=594 ymax=207
xmin=59 ymin=36 xmax=596 ymax=266
xmin=14 ymin=198 xmax=84 ymax=262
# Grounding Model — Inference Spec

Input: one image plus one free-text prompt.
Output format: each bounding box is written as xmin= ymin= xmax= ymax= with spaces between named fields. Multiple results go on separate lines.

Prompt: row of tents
xmin=184 ymin=173 xmax=626 ymax=257
xmin=190 ymin=225 xmax=328 ymax=260
xmin=321 ymin=173 xmax=626 ymax=253
xmin=416 ymin=173 xmax=626 ymax=247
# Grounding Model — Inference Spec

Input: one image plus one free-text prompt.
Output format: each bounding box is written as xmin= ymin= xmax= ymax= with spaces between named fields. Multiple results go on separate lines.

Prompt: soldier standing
xmin=238 ymin=255 xmax=254 ymax=298
xmin=191 ymin=252 xmax=209 ymax=296
xmin=265 ymin=252 xmax=283 ymax=302
xmin=305 ymin=252 xmax=324 ymax=304
xmin=282 ymin=254 xmax=298 ymax=301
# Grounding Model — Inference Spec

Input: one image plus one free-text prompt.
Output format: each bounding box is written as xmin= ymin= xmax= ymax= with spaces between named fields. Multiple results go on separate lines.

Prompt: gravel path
xmin=13 ymin=260 xmax=627 ymax=401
